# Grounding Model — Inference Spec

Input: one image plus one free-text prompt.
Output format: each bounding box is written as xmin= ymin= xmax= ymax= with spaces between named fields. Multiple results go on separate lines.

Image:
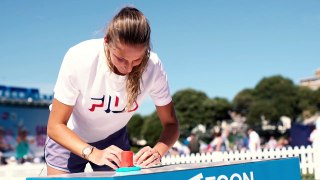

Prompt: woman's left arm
xmin=134 ymin=101 xmax=180 ymax=166
xmin=153 ymin=101 xmax=180 ymax=156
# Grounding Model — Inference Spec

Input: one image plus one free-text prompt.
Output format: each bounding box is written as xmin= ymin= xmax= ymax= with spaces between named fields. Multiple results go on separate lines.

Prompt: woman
xmin=45 ymin=6 xmax=179 ymax=175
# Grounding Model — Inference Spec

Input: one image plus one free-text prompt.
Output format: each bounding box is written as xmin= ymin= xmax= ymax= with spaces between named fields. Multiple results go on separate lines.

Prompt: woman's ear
xmin=104 ymin=36 xmax=108 ymax=44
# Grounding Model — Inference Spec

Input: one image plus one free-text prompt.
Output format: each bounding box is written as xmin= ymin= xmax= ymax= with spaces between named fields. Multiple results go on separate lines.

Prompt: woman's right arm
xmin=47 ymin=98 xmax=122 ymax=169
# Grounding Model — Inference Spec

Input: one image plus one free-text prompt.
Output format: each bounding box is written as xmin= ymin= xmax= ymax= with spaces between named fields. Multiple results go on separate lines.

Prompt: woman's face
xmin=108 ymin=42 xmax=146 ymax=75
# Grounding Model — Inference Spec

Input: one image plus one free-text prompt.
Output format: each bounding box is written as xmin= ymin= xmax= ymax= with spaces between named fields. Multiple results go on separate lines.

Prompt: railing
xmin=162 ymin=145 xmax=320 ymax=179
xmin=0 ymin=85 xmax=52 ymax=106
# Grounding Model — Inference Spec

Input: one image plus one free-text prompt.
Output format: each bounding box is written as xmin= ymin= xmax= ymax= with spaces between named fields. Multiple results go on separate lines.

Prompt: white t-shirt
xmin=248 ymin=131 xmax=261 ymax=151
xmin=310 ymin=129 xmax=320 ymax=147
xmin=53 ymin=39 xmax=172 ymax=142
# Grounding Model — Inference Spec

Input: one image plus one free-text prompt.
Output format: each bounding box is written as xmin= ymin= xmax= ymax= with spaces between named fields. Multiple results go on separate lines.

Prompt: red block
xmin=120 ymin=151 xmax=134 ymax=167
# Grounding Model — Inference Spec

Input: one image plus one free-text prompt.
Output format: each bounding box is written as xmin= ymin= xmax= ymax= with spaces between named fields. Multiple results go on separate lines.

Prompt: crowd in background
xmin=167 ymin=126 xmax=302 ymax=156
xmin=0 ymin=126 xmax=33 ymax=165
xmin=1 ymin=122 xmax=320 ymax=165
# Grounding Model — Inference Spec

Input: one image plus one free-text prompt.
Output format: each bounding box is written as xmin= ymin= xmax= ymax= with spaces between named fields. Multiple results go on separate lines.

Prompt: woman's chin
xmin=114 ymin=68 xmax=128 ymax=76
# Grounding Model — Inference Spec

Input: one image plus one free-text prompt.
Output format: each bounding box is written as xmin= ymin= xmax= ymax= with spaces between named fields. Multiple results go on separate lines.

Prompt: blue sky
xmin=0 ymin=0 xmax=319 ymax=115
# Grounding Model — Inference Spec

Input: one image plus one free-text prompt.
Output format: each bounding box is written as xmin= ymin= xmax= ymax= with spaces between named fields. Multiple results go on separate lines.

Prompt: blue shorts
xmin=44 ymin=127 xmax=130 ymax=173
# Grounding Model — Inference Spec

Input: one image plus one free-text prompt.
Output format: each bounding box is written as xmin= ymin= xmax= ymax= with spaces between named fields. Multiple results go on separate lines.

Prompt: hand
xmin=89 ymin=145 xmax=123 ymax=170
xmin=134 ymin=146 xmax=161 ymax=167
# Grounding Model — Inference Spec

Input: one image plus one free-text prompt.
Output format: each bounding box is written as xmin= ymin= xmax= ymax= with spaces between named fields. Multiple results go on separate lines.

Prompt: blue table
xmin=27 ymin=157 xmax=301 ymax=180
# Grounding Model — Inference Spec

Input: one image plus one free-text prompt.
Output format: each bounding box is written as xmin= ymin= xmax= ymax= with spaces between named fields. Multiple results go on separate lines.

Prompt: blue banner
xmin=27 ymin=157 xmax=301 ymax=180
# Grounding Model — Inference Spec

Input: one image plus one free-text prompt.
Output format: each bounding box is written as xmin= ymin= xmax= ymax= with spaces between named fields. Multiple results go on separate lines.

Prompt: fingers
xmin=105 ymin=159 xmax=118 ymax=170
xmin=139 ymin=152 xmax=161 ymax=167
xmin=108 ymin=145 xmax=123 ymax=159
xmin=134 ymin=146 xmax=151 ymax=164
xmin=134 ymin=146 xmax=161 ymax=167
xmin=109 ymin=145 xmax=124 ymax=153
xmin=102 ymin=145 xmax=123 ymax=169
xmin=97 ymin=145 xmax=162 ymax=170
xmin=105 ymin=151 xmax=121 ymax=168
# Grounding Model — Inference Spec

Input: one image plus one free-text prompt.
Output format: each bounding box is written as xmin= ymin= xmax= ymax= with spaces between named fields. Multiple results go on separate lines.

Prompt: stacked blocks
xmin=116 ymin=151 xmax=141 ymax=172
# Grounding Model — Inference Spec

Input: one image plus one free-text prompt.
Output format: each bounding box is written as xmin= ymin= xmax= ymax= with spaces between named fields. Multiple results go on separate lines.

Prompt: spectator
xmin=221 ymin=129 xmax=230 ymax=151
xmin=266 ymin=136 xmax=277 ymax=149
xmin=188 ymin=133 xmax=200 ymax=154
xmin=309 ymin=119 xmax=320 ymax=147
xmin=16 ymin=129 xmax=29 ymax=164
xmin=242 ymin=135 xmax=249 ymax=151
xmin=169 ymin=147 xmax=180 ymax=156
xmin=208 ymin=131 xmax=223 ymax=152
xmin=276 ymin=136 xmax=289 ymax=148
xmin=0 ymin=127 xmax=11 ymax=152
xmin=0 ymin=127 xmax=11 ymax=165
xmin=247 ymin=128 xmax=261 ymax=151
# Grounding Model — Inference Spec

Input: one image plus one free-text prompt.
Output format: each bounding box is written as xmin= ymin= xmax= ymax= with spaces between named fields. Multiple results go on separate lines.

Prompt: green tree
xmin=246 ymin=75 xmax=297 ymax=125
xmin=172 ymin=88 xmax=208 ymax=138
xmin=127 ymin=114 xmax=144 ymax=140
xmin=314 ymin=88 xmax=320 ymax=111
xmin=203 ymin=97 xmax=231 ymax=127
xmin=140 ymin=112 xmax=162 ymax=146
xmin=202 ymin=98 xmax=215 ymax=127
xmin=296 ymin=86 xmax=319 ymax=119
xmin=246 ymin=100 xmax=277 ymax=126
xmin=231 ymin=75 xmax=320 ymax=127
xmin=232 ymin=89 xmax=254 ymax=116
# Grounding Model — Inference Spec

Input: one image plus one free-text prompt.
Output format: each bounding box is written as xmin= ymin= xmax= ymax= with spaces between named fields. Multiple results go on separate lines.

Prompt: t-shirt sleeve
xmin=149 ymin=56 xmax=172 ymax=106
xmin=53 ymin=48 xmax=80 ymax=106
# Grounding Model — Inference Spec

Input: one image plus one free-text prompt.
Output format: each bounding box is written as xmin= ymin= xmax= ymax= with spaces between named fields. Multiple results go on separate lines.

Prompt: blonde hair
xmin=105 ymin=7 xmax=151 ymax=109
